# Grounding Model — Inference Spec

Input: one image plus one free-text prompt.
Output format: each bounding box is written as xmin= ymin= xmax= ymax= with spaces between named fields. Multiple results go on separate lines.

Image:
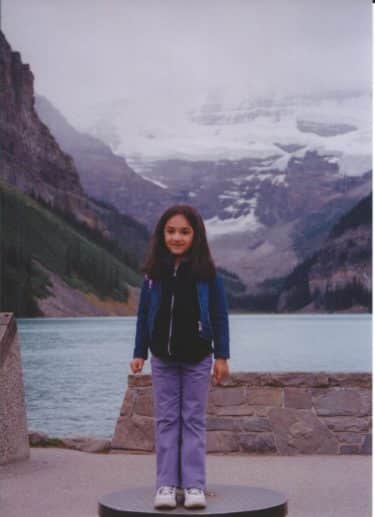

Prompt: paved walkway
xmin=0 ymin=448 xmax=371 ymax=517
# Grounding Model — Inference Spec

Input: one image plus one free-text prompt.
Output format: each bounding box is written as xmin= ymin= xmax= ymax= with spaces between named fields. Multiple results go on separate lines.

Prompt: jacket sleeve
xmin=209 ymin=273 xmax=230 ymax=359
xmin=133 ymin=278 xmax=150 ymax=359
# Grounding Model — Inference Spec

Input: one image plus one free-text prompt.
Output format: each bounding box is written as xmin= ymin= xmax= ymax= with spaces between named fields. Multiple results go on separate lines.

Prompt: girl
xmin=130 ymin=204 xmax=230 ymax=510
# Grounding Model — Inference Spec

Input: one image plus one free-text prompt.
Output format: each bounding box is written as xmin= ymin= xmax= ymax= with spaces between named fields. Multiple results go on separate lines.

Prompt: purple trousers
xmin=150 ymin=353 xmax=213 ymax=490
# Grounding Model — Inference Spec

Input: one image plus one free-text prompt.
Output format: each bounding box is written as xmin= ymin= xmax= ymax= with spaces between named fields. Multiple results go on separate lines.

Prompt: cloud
xmin=3 ymin=0 xmax=371 ymax=129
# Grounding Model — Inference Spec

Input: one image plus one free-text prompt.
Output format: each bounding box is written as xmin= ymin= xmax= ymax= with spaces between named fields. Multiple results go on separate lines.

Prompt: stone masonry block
xmin=206 ymin=431 xmax=240 ymax=452
xmin=340 ymin=445 xmax=360 ymax=454
xmin=213 ymin=405 xmax=255 ymax=416
xmin=313 ymin=388 xmax=371 ymax=416
xmin=360 ymin=434 xmax=372 ymax=455
xmin=206 ymin=417 xmax=242 ymax=432
xmin=335 ymin=432 xmax=365 ymax=445
xmin=284 ymin=388 xmax=312 ymax=409
xmin=206 ymin=416 xmax=270 ymax=432
xmin=248 ymin=388 xmax=282 ymax=406
xmin=328 ymin=373 xmax=371 ymax=389
xmin=112 ymin=415 xmax=154 ymax=451
xmin=240 ymin=417 xmax=272 ymax=432
xmin=133 ymin=389 xmax=154 ymax=417
xmin=128 ymin=374 xmax=152 ymax=388
xmin=119 ymin=390 xmax=137 ymax=416
xmin=323 ymin=416 xmax=370 ymax=433
xmin=210 ymin=387 xmax=247 ymax=406
xmin=268 ymin=408 xmax=338 ymax=455
xmin=238 ymin=433 xmax=277 ymax=454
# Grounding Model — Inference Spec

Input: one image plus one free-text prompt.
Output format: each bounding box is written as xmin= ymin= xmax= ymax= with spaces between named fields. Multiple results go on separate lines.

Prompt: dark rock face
xmin=274 ymin=142 xmax=306 ymax=153
xmin=297 ymin=119 xmax=357 ymax=137
xmin=0 ymin=31 xmax=104 ymax=232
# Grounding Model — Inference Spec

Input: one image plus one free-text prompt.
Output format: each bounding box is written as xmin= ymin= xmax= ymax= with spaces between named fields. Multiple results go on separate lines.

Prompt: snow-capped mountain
xmin=82 ymin=90 xmax=371 ymax=292
xmin=85 ymin=89 xmax=371 ymax=177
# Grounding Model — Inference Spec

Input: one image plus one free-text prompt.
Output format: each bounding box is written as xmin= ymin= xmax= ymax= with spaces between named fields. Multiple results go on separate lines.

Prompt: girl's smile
xmin=164 ymin=214 xmax=194 ymax=259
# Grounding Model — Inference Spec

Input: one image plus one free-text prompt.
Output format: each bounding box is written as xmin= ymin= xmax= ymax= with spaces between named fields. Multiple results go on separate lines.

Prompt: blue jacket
xmin=133 ymin=273 xmax=230 ymax=360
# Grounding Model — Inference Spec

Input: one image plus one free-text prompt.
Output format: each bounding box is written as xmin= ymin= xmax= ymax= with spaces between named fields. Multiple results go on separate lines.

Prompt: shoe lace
xmin=158 ymin=486 xmax=176 ymax=495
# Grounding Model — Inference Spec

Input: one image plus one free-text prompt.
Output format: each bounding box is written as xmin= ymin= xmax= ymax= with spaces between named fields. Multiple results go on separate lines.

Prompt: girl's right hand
xmin=130 ymin=358 xmax=145 ymax=374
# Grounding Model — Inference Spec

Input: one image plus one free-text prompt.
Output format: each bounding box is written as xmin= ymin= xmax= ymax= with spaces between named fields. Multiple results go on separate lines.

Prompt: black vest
xmin=150 ymin=258 xmax=213 ymax=362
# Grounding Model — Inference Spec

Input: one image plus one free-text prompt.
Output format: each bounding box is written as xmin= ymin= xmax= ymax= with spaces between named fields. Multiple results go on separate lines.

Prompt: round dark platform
xmin=98 ymin=484 xmax=288 ymax=516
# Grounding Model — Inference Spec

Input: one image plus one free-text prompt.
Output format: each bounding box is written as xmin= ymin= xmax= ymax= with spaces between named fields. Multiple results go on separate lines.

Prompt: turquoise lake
xmin=17 ymin=314 xmax=372 ymax=438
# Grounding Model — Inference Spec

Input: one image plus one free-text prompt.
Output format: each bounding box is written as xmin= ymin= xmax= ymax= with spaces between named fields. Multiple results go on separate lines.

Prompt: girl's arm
xmin=209 ymin=274 xmax=230 ymax=360
xmin=132 ymin=278 xmax=150 ymax=360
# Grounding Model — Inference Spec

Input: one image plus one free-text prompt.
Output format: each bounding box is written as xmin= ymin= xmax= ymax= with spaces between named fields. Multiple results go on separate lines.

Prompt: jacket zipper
xmin=196 ymin=284 xmax=203 ymax=334
xmin=167 ymin=262 xmax=179 ymax=356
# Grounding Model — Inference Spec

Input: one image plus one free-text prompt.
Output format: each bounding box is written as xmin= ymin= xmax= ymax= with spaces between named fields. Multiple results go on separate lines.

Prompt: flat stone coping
xmin=98 ymin=484 xmax=288 ymax=516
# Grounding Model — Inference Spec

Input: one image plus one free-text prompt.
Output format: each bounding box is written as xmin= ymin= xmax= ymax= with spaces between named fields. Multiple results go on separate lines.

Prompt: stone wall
xmin=112 ymin=371 xmax=371 ymax=455
xmin=0 ymin=313 xmax=30 ymax=464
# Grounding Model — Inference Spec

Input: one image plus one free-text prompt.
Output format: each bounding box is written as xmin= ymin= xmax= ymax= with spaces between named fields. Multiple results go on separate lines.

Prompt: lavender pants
xmin=150 ymin=353 xmax=213 ymax=490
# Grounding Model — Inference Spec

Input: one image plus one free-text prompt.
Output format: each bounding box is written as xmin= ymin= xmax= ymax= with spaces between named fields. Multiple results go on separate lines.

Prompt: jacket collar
xmin=161 ymin=248 xmax=193 ymax=270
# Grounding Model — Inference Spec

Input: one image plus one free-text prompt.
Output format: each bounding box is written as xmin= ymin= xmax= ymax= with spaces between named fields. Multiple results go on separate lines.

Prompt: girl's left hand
xmin=212 ymin=358 xmax=230 ymax=385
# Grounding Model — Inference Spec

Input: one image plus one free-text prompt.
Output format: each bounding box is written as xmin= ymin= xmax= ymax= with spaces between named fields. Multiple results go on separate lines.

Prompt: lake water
xmin=17 ymin=314 xmax=372 ymax=439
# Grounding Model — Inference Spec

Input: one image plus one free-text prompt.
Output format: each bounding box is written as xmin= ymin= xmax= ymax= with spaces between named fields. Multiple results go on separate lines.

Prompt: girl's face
xmin=164 ymin=214 xmax=194 ymax=257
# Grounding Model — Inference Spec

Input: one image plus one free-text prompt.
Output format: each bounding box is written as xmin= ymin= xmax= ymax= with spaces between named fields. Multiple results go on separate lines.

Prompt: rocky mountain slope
xmin=1 ymin=178 xmax=143 ymax=316
xmin=0 ymin=31 xmax=149 ymax=261
xmin=35 ymin=95 xmax=174 ymax=229
xmin=0 ymin=31 xmax=149 ymax=316
xmin=124 ymin=152 xmax=370 ymax=297
xmin=277 ymin=193 xmax=372 ymax=313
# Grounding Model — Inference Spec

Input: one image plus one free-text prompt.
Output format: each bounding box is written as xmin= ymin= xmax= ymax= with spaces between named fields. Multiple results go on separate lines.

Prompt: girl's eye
xmin=166 ymin=228 xmax=192 ymax=235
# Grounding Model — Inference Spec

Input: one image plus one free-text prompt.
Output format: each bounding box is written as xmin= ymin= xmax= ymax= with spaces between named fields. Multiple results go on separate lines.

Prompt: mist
xmin=3 ymin=0 xmax=372 ymax=130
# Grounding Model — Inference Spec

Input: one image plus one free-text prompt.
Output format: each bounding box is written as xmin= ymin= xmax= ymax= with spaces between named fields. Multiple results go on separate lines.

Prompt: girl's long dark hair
xmin=141 ymin=204 xmax=216 ymax=281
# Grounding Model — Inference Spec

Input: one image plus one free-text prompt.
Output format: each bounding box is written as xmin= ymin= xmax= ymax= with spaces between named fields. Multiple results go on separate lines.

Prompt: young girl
xmin=130 ymin=204 xmax=230 ymax=510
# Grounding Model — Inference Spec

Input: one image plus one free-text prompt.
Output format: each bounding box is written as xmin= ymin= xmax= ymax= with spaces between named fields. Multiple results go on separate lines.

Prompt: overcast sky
xmin=3 ymin=0 xmax=372 ymax=129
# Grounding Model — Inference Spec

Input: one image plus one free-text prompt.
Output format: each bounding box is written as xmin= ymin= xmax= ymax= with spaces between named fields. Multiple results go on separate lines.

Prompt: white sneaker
xmin=184 ymin=487 xmax=207 ymax=508
xmin=154 ymin=486 xmax=177 ymax=509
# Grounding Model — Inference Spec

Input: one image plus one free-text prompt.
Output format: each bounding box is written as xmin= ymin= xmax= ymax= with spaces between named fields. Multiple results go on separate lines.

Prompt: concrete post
xmin=0 ymin=312 xmax=30 ymax=464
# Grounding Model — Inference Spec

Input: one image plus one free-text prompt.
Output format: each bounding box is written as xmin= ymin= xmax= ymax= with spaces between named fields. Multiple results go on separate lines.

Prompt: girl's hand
xmin=130 ymin=358 xmax=145 ymax=374
xmin=212 ymin=358 xmax=229 ymax=385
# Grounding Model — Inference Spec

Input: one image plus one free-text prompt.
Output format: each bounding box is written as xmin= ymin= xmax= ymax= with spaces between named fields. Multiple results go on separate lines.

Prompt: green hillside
xmin=0 ymin=179 xmax=142 ymax=316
